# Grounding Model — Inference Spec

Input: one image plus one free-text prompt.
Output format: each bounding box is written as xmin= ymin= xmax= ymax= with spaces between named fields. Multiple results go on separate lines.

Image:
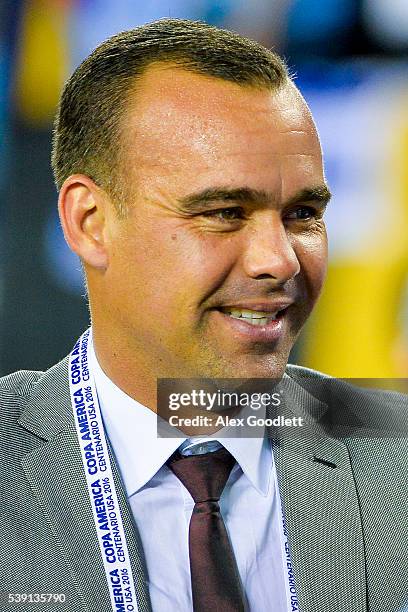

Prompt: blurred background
xmin=1 ymin=0 xmax=407 ymax=377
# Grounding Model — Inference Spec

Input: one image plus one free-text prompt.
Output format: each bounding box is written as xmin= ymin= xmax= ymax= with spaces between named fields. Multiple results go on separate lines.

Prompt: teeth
xmin=225 ymin=308 xmax=279 ymax=325
xmin=247 ymin=317 xmax=269 ymax=326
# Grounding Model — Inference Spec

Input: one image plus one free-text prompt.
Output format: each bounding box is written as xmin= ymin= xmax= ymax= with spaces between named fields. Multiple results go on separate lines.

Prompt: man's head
xmin=55 ymin=19 xmax=330 ymax=403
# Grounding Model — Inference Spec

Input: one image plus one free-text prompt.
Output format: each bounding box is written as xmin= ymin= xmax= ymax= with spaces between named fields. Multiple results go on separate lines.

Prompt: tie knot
xmin=167 ymin=447 xmax=236 ymax=503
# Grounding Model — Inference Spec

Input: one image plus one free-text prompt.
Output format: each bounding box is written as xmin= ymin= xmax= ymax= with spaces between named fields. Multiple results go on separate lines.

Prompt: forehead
xmin=120 ymin=64 xmax=323 ymax=197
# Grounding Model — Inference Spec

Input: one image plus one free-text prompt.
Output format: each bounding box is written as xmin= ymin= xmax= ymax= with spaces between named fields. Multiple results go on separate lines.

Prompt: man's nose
xmin=242 ymin=217 xmax=300 ymax=283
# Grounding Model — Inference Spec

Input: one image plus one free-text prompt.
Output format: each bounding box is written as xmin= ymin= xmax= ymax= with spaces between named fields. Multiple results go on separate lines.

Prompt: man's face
xmin=100 ymin=65 xmax=329 ymax=380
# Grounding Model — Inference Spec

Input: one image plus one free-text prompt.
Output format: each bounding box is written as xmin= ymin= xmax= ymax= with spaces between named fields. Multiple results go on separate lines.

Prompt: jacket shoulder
xmin=0 ymin=369 xmax=44 ymax=394
xmin=0 ymin=369 xmax=44 ymax=416
xmin=285 ymin=363 xmax=408 ymax=429
xmin=286 ymin=362 xmax=406 ymax=402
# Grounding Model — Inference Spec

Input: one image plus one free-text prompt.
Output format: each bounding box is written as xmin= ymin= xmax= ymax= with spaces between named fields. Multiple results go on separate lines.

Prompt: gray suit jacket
xmin=1 ymin=355 xmax=407 ymax=612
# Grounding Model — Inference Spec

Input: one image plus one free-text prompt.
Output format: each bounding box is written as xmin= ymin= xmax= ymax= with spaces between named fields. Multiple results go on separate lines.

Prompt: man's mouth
xmin=208 ymin=302 xmax=294 ymax=344
xmin=219 ymin=307 xmax=285 ymax=326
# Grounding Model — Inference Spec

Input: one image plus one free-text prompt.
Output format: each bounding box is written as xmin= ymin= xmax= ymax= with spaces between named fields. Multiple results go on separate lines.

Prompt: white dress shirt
xmin=88 ymin=338 xmax=291 ymax=611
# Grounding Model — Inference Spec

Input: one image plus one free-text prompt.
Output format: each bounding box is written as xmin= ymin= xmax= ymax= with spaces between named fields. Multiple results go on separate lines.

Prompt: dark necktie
xmin=167 ymin=446 xmax=246 ymax=612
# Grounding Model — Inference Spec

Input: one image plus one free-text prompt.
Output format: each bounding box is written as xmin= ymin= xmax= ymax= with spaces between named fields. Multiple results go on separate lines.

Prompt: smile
xmin=220 ymin=308 xmax=281 ymax=326
xmin=213 ymin=304 xmax=291 ymax=343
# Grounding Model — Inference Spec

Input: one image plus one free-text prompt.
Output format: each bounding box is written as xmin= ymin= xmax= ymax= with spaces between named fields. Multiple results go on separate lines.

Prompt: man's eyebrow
xmin=178 ymin=187 xmax=270 ymax=211
xmin=177 ymin=184 xmax=332 ymax=212
xmin=287 ymin=185 xmax=332 ymax=207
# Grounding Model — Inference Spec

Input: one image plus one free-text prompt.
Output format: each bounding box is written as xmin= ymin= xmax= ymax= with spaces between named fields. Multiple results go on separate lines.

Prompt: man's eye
xmin=202 ymin=207 xmax=245 ymax=222
xmin=285 ymin=206 xmax=320 ymax=221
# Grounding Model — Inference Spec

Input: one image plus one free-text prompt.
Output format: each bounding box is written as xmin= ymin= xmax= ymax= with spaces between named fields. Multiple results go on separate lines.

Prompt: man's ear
xmin=58 ymin=174 xmax=110 ymax=270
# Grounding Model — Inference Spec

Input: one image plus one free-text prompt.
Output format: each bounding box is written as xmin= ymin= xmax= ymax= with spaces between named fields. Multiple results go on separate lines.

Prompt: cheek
xmin=111 ymin=225 xmax=237 ymax=317
xmin=295 ymin=232 xmax=328 ymax=300
xmin=164 ymin=233 xmax=238 ymax=311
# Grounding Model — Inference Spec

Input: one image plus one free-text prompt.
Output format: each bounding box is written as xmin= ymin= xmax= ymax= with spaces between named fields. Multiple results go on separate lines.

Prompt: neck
xmin=91 ymin=326 xmax=160 ymax=413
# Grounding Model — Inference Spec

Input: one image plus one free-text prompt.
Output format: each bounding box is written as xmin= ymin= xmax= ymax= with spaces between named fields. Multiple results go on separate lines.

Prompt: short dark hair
xmin=51 ymin=18 xmax=289 ymax=215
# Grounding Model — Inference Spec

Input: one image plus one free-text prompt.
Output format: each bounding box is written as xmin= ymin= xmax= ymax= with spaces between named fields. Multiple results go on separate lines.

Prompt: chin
xmin=242 ymin=347 xmax=290 ymax=376
xmin=205 ymin=354 xmax=288 ymax=381
xmin=240 ymin=364 xmax=286 ymax=380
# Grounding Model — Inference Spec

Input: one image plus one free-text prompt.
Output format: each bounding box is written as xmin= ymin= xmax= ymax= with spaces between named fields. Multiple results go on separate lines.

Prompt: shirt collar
xmin=88 ymin=335 xmax=272 ymax=497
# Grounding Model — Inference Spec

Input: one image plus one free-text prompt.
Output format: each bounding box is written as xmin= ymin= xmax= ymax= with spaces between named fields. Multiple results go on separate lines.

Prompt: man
xmin=1 ymin=18 xmax=407 ymax=612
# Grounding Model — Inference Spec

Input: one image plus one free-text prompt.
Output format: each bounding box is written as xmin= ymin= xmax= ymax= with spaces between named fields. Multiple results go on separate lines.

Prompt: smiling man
xmin=1 ymin=18 xmax=407 ymax=612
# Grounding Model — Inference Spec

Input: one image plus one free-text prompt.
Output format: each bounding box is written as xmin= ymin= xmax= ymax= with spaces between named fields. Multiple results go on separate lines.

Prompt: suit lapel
xmin=271 ymin=374 xmax=367 ymax=612
xmin=18 ymin=357 xmax=152 ymax=612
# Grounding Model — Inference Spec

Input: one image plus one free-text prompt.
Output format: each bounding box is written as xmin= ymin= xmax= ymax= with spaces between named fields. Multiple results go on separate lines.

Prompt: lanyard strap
xmin=69 ymin=329 xmax=139 ymax=612
xmin=274 ymin=454 xmax=299 ymax=612
xmin=281 ymin=503 xmax=300 ymax=612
